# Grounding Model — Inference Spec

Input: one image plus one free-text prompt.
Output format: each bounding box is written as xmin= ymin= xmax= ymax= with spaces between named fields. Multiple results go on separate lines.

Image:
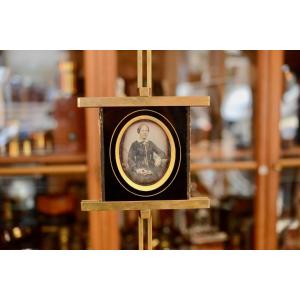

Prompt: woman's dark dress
xmin=126 ymin=140 xmax=167 ymax=185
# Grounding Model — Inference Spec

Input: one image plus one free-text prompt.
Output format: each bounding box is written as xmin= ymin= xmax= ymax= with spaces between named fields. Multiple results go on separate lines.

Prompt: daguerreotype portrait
xmin=101 ymin=107 xmax=190 ymax=201
xmin=126 ymin=122 xmax=168 ymax=183
xmin=116 ymin=115 xmax=175 ymax=190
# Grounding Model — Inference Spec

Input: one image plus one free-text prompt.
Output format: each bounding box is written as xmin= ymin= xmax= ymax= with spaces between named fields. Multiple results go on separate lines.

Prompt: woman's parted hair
xmin=137 ymin=123 xmax=150 ymax=133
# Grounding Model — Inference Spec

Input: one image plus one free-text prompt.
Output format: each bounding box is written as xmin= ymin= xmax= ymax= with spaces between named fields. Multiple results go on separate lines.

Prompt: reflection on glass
xmin=0 ymin=51 xmax=87 ymax=250
xmin=0 ymin=50 xmax=84 ymax=157
xmin=277 ymin=168 xmax=300 ymax=249
xmin=0 ymin=175 xmax=88 ymax=250
xmin=116 ymin=50 xmax=257 ymax=250
xmin=176 ymin=50 xmax=255 ymax=162
xmin=120 ymin=169 xmax=255 ymax=250
xmin=280 ymin=51 xmax=300 ymax=157
xmin=191 ymin=170 xmax=254 ymax=249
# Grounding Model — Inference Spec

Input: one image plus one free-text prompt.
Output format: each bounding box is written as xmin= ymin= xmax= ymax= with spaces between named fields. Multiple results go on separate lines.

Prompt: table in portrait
xmin=101 ymin=106 xmax=190 ymax=201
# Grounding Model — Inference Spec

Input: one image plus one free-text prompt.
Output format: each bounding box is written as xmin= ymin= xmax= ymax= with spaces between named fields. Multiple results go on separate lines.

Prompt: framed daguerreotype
xmin=102 ymin=107 xmax=190 ymax=201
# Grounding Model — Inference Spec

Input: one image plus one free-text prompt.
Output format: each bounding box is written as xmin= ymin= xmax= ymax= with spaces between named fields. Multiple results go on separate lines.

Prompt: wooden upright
xmin=255 ymin=50 xmax=283 ymax=249
xmin=84 ymin=51 xmax=120 ymax=250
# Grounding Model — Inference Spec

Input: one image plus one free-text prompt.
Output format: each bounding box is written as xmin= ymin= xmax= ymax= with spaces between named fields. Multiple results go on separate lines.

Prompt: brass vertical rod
xmin=138 ymin=214 xmax=144 ymax=250
xmin=138 ymin=209 xmax=152 ymax=250
xmin=137 ymin=50 xmax=143 ymax=89
xmin=137 ymin=50 xmax=144 ymax=250
xmin=147 ymin=50 xmax=152 ymax=92
xmin=147 ymin=213 xmax=152 ymax=250
xmin=137 ymin=50 xmax=152 ymax=97
xmin=137 ymin=50 xmax=153 ymax=250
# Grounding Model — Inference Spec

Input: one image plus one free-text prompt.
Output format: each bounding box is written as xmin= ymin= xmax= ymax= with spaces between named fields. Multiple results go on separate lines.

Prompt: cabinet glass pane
xmin=0 ymin=50 xmax=85 ymax=157
xmin=117 ymin=50 xmax=257 ymax=250
xmin=0 ymin=174 xmax=87 ymax=250
xmin=277 ymin=168 xmax=300 ymax=249
xmin=0 ymin=51 xmax=88 ymax=250
xmin=281 ymin=51 xmax=300 ymax=158
xmin=119 ymin=170 xmax=254 ymax=250
xmin=178 ymin=51 xmax=256 ymax=163
xmin=117 ymin=50 xmax=256 ymax=162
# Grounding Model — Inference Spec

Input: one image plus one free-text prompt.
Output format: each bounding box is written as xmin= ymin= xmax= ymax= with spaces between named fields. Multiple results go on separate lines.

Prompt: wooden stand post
xmin=138 ymin=209 xmax=152 ymax=250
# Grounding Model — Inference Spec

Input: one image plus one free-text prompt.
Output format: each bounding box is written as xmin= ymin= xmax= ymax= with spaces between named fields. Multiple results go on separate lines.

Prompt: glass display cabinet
xmin=0 ymin=50 xmax=293 ymax=250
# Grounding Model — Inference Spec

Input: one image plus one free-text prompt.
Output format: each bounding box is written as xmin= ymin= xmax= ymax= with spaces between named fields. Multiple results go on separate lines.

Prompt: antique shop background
xmin=0 ymin=50 xmax=298 ymax=250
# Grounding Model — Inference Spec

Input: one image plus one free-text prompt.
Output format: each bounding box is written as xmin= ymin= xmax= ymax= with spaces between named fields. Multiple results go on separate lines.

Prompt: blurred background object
xmin=0 ymin=50 xmax=87 ymax=249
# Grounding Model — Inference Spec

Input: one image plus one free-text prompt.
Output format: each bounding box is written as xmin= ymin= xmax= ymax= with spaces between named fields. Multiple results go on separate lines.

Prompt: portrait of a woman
xmin=125 ymin=122 xmax=168 ymax=185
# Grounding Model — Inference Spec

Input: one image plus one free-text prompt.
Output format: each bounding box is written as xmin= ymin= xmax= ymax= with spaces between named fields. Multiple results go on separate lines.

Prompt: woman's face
xmin=139 ymin=125 xmax=149 ymax=140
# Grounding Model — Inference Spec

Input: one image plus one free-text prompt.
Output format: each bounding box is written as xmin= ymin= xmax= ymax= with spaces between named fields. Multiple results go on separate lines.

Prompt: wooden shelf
xmin=0 ymin=153 xmax=86 ymax=164
xmin=190 ymin=143 xmax=253 ymax=162
xmin=190 ymin=143 xmax=256 ymax=170
xmin=191 ymin=160 xmax=257 ymax=171
xmin=277 ymin=158 xmax=300 ymax=169
xmin=281 ymin=145 xmax=300 ymax=158
xmin=0 ymin=164 xmax=88 ymax=176
xmin=273 ymin=144 xmax=300 ymax=169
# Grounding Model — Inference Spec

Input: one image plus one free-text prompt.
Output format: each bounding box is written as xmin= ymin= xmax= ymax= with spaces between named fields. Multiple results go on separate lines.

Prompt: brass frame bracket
xmin=138 ymin=209 xmax=152 ymax=250
xmin=137 ymin=50 xmax=152 ymax=97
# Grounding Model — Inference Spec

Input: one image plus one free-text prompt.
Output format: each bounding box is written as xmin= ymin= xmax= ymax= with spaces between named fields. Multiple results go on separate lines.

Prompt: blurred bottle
xmin=0 ymin=67 xmax=9 ymax=129
xmin=20 ymin=131 xmax=32 ymax=156
xmin=121 ymin=211 xmax=138 ymax=250
xmin=52 ymin=61 xmax=85 ymax=154
xmin=31 ymin=131 xmax=53 ymax=155
xmin=155 ymin=211 xmax=188 ymax=250
xmin=280 ymin=66 xmax=300 ymax=146
xmin=0 ymin=195 xmax=14 ymax=249
xmin=0 ymin=180 xmax=38 ymax=249
xmin=36 ymin=193 xmax=76 ymax=250
xmin=219 ymin=195 xmax=253 ymax=249
xmin=7 ymin=136 xmax=20 ymax=157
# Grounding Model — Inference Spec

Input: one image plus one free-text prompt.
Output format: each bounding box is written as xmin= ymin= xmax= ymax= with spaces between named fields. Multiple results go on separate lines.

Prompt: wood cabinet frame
xmin=255 ymin=51 xmax=283 ymax=249
xmin=83 ymin=51 xmax=120 ymax=249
